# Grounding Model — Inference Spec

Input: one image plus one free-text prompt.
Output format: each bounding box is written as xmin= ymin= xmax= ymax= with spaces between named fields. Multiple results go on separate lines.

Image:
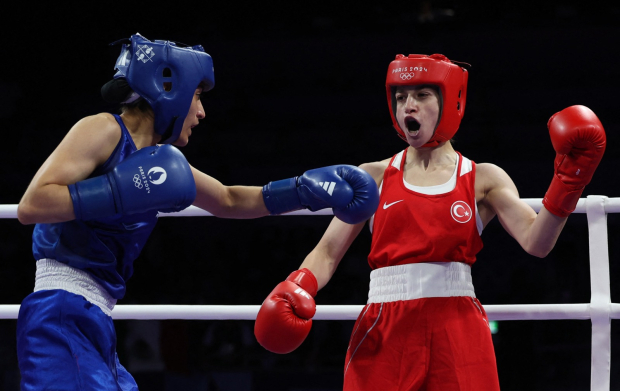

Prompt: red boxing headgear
xmin=386 ymin=54 xmax=468 ymax=147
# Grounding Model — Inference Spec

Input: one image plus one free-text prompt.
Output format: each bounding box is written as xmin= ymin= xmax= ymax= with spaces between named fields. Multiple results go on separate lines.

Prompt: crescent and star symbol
xmin=382 ymin=199 xmax=473 ymax=224
xmin=451 ymin=201 xmax=472 ymax=223
xmin=452 ymin=204 xmax=469 ymax=218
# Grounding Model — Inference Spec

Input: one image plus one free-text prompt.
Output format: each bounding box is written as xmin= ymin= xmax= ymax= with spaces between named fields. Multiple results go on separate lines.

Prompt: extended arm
xmin=479 ymin=165 xmax=567 ymax=257
xmin=253 ymin=161 xmax=385 ymax=354
xmin=300 ymin=214 xmax=367 ymax=290
xmin=480 ymin=105 xmax=605 ymax=257
xmin=253 ymin=216 xmax=367 ymax=354
xmin=191 ymin=167 xmax=269 ymax=219
xmin=192 ymin=164 xmax=380 ymax=222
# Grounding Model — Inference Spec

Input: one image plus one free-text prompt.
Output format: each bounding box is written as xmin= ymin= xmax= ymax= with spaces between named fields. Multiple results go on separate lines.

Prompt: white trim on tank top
xmin=371 ymin=151 xmax=483 ymax=235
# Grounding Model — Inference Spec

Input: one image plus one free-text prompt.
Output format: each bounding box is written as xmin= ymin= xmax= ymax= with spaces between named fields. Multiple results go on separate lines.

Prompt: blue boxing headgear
xmin=112 ymin=33 xmax=215 ymax=144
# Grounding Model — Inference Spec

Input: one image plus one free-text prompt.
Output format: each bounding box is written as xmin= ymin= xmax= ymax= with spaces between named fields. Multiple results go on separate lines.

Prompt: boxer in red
xmin=254 ymin=54 xmax=607 ymax=390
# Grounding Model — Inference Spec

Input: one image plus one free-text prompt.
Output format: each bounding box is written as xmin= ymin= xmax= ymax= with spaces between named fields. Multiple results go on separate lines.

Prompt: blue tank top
xmin=32 ymin=114 xmax=158 ymax=299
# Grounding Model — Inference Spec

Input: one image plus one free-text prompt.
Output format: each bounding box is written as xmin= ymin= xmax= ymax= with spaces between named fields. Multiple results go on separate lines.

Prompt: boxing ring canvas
xmin=1 ymin=195 xmax=618 ymax=391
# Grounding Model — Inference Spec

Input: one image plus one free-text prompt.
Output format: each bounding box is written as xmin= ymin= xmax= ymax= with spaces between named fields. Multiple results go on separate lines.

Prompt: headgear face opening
xmin=111 ymin=33 xmax=215 ymax=144
xmin=386 ymin=54 xmax=468 ymax=147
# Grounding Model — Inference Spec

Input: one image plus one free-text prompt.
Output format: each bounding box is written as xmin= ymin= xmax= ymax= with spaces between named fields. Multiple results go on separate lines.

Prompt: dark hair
xmin=120 ymin=98 xmax=153 ymax=115
xmin=101 ymin=78 xmax=153 ymax=115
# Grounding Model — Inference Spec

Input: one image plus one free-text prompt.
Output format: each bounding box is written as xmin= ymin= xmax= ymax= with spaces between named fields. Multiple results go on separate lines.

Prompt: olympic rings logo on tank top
xmin=451 ymin=200 xmax=472 ymax=223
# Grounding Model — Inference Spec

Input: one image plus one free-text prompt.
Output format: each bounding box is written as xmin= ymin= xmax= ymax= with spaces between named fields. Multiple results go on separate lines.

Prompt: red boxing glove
xmin=254 ymin=268 xmax=318 ymax=354
xmin=543 ymin=105 xmax=606 ymax=217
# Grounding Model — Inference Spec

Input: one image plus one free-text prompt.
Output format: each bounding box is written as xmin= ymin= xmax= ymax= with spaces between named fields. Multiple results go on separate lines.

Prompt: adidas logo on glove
xmin=294 ymin=288 xmax=312 ymax=300
xmin=318 ymin=182 xmax=336 ymax=196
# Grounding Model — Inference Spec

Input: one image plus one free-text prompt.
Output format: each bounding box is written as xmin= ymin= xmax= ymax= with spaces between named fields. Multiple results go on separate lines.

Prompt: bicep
xmin=191 ymin=166 xmax=228 ymax=212
xmin=30 ymin=115 xmax=120 ymax=186
xmin=18 ymin=115 xmax=120 ymax=223
xmin=482 ymin=166 xmax=537 ymax=245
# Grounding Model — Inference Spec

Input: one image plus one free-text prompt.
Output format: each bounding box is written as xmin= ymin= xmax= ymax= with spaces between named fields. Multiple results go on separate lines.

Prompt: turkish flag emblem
xmin=451 ymin=200 xmax=472 ymax=223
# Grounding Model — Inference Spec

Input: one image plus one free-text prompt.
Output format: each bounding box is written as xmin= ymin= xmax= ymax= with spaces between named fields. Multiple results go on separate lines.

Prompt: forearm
xmin=18 ymin=184 xmax=75 ymax=224
xmin=522 ymin=207 xmax=568 ymax=257
xmin=194 ymin=182 xmax=269 ymax=219
xmin=299 ymin=249 xmax=340 ymax=291
xmin=299 ymin=218 xmax=365 ymax=291
xmin=224 ymin=186 xmax=270 ymax=218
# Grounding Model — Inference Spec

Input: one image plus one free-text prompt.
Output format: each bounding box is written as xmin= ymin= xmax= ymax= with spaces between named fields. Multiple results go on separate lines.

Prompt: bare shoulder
xmin=476 ymin=162 xmax=507 ymax=175
xmin=359 ymin=158 xmax=391 ymax=185
xmin=475 ymin=162 xmax=518 ymax=196
xmin=69 ymin=113 xmax=121 ymax=143
xmin=52 ymin=113 xmax=123 ymax=169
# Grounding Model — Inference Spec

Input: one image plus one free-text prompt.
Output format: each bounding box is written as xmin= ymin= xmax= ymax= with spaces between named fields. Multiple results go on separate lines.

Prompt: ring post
xmin=586 ymin=195 xmax=611 ymax=391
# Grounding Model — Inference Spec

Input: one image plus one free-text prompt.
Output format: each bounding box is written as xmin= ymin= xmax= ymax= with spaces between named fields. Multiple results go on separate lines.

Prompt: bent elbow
xmin=525 ymin=246 xmax=551 ymax=259
xmin=17 ymin=203 xmax=36 ymax=225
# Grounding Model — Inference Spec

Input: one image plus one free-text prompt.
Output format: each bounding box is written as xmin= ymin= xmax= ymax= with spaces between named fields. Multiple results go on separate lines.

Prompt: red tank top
xmin=368 ymin=150 xmax=483 ymax=270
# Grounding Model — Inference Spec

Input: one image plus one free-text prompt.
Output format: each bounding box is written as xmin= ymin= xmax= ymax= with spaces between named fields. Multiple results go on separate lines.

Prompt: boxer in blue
xmin=16 ymin=33 xmax=379 ymax=391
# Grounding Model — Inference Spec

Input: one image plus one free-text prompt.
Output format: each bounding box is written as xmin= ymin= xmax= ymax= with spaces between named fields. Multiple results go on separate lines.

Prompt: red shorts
xmin=343 ymin=297 xmax=500 ymax=391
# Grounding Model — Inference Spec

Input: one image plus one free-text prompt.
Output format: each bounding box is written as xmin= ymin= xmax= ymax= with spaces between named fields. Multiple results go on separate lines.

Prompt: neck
xmin=120 ymin=112 xmax=161 ymax=149
xmin=405 ymin=141 xmax=456 ymax=170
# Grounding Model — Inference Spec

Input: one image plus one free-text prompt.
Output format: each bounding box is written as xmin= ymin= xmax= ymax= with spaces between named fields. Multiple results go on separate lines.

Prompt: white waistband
xmin=35 ymin=258 xmax=117 ymax=316
xmin=368 ymin=262 xmax=475 ymax=304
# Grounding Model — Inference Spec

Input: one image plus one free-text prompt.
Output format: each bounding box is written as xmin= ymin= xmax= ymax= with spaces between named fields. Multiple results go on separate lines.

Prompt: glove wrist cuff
xmin=69 ymin=176 xmax=119 ymax=221
xmin=262 ymin=178 xmax=302 ymax=215
xmin=542 ymin=175 xmax=583 ymax=217
xmin=286 ymin=268 xmax=318 ymax=297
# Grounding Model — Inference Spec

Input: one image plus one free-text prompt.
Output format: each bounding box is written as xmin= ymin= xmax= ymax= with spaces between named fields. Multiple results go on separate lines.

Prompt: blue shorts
xmin=17 ymin=289 xmax=138 ymax=391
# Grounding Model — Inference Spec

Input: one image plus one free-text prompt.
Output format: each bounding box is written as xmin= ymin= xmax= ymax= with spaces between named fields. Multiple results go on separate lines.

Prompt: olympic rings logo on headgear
xmin=386 ymin=54 xmax=469 ymax=147
xmin=133 ymin=174 xmax=143 ymax=189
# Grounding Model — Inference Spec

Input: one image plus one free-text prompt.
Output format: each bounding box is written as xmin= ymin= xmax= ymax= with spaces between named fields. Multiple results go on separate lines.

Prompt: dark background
xmin=1 ymin=1 xmax=620 ymax=390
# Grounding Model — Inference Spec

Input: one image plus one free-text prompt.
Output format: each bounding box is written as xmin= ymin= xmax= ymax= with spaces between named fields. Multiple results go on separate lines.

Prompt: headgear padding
xmin=386 ymin=54 xmax=468 ymax=147
xmin=111 ymin=33 xmax=215 ymax=144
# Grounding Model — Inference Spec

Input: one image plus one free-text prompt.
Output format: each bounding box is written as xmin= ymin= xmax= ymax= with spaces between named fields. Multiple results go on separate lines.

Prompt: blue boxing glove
xmin=69 ymin=144 xmax=196 ymax=220
xmin=262 ymin=165 xmax=379 ymax=224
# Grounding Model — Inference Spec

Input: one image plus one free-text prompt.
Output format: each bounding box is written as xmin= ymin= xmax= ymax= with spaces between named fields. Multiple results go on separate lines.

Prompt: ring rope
xmin=1 ymin=196 xmax=617 ymax=391
xmin=1 ymin=303 xmax=619 ymax=321
xmin=2 ymin=198 xmax=620 ymax=218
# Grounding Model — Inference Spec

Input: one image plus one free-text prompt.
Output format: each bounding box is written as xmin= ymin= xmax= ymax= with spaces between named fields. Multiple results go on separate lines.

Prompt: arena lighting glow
xmin=489 ymin=320 xmax=498 ymax=335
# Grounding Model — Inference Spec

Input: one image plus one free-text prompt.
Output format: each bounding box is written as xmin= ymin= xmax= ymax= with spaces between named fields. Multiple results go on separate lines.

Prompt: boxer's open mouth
xmin=405 ymin=118 xmax=420 ymax=132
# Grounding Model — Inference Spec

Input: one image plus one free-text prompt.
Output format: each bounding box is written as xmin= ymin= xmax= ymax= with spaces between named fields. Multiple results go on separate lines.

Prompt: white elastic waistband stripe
xmin=34 ymin=259 xmax=117 ymax=316
xmin=368 ymin=262 xmax=475 ymax=303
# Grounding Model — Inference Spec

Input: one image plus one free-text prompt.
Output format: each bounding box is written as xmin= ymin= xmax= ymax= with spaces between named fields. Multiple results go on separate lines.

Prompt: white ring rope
xmin=0 ymin=303 xmax=619 ymax=321
xmin=1 ymin=197 xmax=620 ymax=218
xmin=2 ymin=196 xmax=618 ymax=391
